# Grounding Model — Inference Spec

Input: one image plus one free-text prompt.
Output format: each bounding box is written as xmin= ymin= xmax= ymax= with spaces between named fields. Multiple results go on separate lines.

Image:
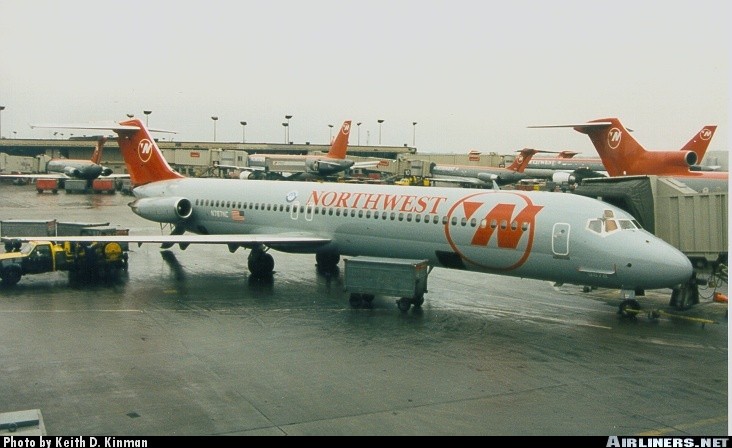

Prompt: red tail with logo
xmin=325 ymin=120 xmax=352 ymax=159
xmin=116 ymin=119 xmax=184 ymax=187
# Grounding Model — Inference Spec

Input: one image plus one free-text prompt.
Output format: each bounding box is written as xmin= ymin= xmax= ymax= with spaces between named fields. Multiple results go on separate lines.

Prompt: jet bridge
xmin=573 ymin=175 xmax=728 ymax=310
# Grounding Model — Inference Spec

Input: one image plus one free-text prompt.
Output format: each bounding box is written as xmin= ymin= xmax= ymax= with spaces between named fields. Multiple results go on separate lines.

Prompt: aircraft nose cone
xmin=627 ymin=242 xmax=693 ymax=289
xmin=660 ymin=248 xmax=693 ymax=285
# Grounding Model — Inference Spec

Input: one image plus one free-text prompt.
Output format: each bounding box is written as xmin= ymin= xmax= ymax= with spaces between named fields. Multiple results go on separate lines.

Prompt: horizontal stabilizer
xmin=30 ymin=122 xmax=177 ymax=134
xmin=527 ymin=122 xmax=613 ymax=129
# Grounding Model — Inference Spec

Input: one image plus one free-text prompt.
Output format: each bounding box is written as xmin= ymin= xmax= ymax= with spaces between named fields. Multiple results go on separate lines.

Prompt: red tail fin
xmin=680 ymin=125 xmax=716 ymax=163
xmin=115 ymin=119 xmax=184 ymax=187
xmin=505 ymin=148 xmax=539 ymax=172
xmin=571 ymin=118 xmax=645 ymax=176
xmin=90 ymin=136 xmax=107 ymax=164
xmin=326 ymin=120 xmax=351 ymax=159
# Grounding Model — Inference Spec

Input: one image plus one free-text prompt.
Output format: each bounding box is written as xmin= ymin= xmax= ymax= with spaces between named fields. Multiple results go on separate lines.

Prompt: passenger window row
xmin=194 ymin=198 xmax=532 ymax=231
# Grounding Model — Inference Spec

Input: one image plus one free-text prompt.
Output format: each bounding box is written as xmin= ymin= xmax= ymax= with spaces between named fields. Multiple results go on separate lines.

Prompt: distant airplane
xmin=5 ymin=118 xmax=695 ymax=316
xmin=219 ymin=120 xmax=377 ymax=180
xmin=528 ymin=119 xmax=726 ymax=180
xmin=0 ymin=136 xmax=122 ymax=184
xmin=428 ymin=148 xmax=551 ymax=188
xmin=522 ymin=152 xmax=608 ymax=185
xmin=523 ymin=124 xmax=719 ymax=183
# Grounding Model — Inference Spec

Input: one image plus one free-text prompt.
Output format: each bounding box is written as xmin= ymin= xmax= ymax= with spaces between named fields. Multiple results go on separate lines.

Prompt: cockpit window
xmin=587 ymin=210 xmax=640 ymax=235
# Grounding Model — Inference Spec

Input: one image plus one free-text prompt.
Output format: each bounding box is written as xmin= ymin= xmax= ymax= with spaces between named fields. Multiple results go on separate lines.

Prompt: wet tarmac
xmin=0 ymin=182 xmax=728 ymax=436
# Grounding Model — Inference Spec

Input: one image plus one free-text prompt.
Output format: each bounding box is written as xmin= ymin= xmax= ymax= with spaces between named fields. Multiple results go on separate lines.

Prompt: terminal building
xmin=0 ymin=137 xmax=511 ymax=180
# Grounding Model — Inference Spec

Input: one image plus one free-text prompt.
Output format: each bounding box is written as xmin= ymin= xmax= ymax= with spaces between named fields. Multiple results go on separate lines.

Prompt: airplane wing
xmin=1 ymin=233 xmax=332 ymax=252
xmin=0 ymin=173 xmax=66 ymax=180
xmin=0 ymin=172 xmax=129 ymax=180
xmin=428 ymin=175 xmax=491 ymax=186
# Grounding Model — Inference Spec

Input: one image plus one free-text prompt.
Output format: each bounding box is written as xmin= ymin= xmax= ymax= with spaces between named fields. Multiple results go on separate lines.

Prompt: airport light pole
xmin=126 ymin=113 xmax=134 ymax=119
xmin=0 ymin=105 xmax=4 ymax=139
xmin=356 ymin=122 xmax=362 ymax=146
xmin=377 ymin=119 xmax=384 ymax=145
xmin=412 ymin=121 xmax=417 ymax=147
xmin=328 ymin=124 xmax=334 ymax=143
xmin=240 ymin=121 xmax=247 ymax=143
xmin=285 ymin=115 xmax=292 ymax=143
xmin=282 ymin=122 xmax=288 ymax=143
xmin=211 ymin=116 xmax=218 ymax=142
xmin=143 ymin=110 xmax=152 ymax=127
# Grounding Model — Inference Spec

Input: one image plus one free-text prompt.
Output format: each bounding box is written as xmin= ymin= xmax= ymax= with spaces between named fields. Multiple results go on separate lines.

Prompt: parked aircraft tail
xmin=680 ymin=125 xmax=717 ymax=163
xmin=117 ymin=119 xmax=184 ymax=187
xmin=325 ymin=121 xmax=352 ymax=159
xmin=504 ymin=148 xmax=540 ymax=173
xmin=90 ymin=136 xmax=107 ymax=165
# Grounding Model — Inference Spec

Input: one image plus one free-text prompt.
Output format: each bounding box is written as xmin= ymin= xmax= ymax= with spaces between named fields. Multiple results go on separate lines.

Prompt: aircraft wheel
xmin=618 ymin=299 xmax=641 ymax=319
xmin=316 ymin=251 xmax=340 ymax=271
xmin=413 ymin=294 xmax=425 ymax=308
xmin=397 ymin=297 xmax=412 ymax=312
xmin=248 ymin=252 xmax=274 ymax=277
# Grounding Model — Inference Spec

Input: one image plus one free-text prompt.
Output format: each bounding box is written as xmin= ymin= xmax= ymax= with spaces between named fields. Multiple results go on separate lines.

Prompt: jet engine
xmin=551 ymin=172 xmax=576 ymax=185
xmin=130 ymin=196 xmax=193 ymax=223
xmin=101 ymin=167 xmax=113 ymax=176
xmin=305 ymin=159 xmax=354 ymax=175
xmin=238 ymin=170 xmax=266 ymax=180
xmin=63 ymin=167 xmax=81 ymax=177
xmin=476 ymin=173 xmax=499 ymax=183
xmin=681 ymin=151 xmax=698 ymax=167
xmin=305 ymin=159 xmax=320 ymax=173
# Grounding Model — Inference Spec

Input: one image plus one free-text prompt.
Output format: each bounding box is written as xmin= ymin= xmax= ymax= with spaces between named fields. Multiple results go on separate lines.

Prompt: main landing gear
xmin=247 ymin=245 xmax=274 ymax=278
xmin=315 ymin=251 xmax=340 ymax=274
xmin=247 ymin=248 xmax=342 ymax=279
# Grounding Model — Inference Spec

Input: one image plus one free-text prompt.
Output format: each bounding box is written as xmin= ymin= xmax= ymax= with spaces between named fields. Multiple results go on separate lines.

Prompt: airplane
xmin=522 ymin=124 xmax=719 ymax=184
xmin=427 ymin=148 xmax=551 ymax=188
xmin=0 ymin=136 xmax=123 ymax=185
xmin=528 ymin=119 xmax=726 ymax=180
xmin=522 ymin=152 xmax=608 ymax=185
xmin=218 ymin=120 xmax=377 ymax=180
xmin=7 ymin=117 xmax=695 ymax=315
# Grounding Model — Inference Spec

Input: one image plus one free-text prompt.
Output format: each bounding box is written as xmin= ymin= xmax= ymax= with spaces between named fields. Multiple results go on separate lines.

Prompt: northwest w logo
xmin=470 ymin=203 xmax=543 ymax=249
xmin=607 ymin=128 xmax=622 ymax=150
xmin=445 ymin=193 xmax=544 ymax=271
xmin=138 ymin=139 xmax=154 ymax=162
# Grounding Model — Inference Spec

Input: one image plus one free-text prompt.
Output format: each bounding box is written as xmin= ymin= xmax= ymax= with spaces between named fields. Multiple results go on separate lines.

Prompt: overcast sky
xmin=0 ymin=0 xmax=729 ymax=157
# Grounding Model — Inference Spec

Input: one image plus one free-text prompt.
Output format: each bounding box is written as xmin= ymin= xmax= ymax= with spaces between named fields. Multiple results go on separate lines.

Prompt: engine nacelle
xmin=476 ymin=173 xmax=499 ymax=183
xmin=682 ymin=151 xmax=698 ymax=167
xmin=64 ymin=166 xmax=81 ymax=177
xmin=238 ymin=170 xmax=260 ymax=180
xmin=551 ymin=172 xmax=576 ymax=184
xmin=305 ymin=159 xmax=320 ymax=173
xmin=305 ymin=159 xmax=354 ymax=175
xmin=101 ymin=167 xmax=113 ymax=177
xmin=130 ymin=196 xmax=193 ymax=223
